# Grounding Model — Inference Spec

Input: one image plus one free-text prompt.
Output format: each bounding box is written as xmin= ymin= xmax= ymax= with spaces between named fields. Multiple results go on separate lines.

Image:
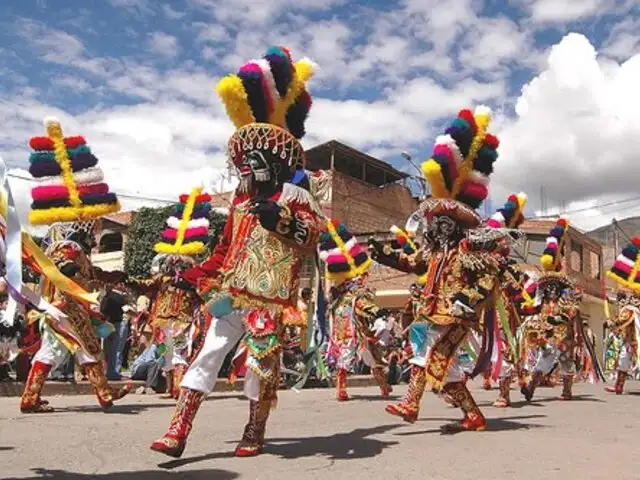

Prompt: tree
xmin=124 ymin=206 xmax=227 ymax=278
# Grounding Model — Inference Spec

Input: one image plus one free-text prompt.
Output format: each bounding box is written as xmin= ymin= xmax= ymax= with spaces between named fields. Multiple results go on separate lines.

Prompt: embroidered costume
xmin=371 ymin=106 xmax=502 ymax=432
xmin=20 ymin=118 xmax=132 ymax=413
xmin=151 ymin=47 xmax=324 ymax=458
xmin=603 ymin=238 xmax=640 ymax=394
xmin=520 ymin=218 xmax=595 ymax=402
xmin=319 ymin=220 xmax=392 ymax=401
xmin=126 ymin=188 xmax=207 ymax=399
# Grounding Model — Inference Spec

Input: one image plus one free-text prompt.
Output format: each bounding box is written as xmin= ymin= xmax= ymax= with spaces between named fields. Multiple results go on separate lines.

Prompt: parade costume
xmin=20 ymin=118 xmax=131 ymax=413
xmin=126 ymin=188 xmax=207 ymax=399
xmin=320 ymin=220 xmax=392 ymax=401
xmin=484 ymin=193 xmax=530 ymax=408
xmin=371 ymin=106 xmax=502 ymax=432
xmin=520 ymin=218 xmax=602 ymax=401
xmin=603 ymin=238 xmax=640 ymax=394
xmin=151 ymin=46 xmax=324 ymax=458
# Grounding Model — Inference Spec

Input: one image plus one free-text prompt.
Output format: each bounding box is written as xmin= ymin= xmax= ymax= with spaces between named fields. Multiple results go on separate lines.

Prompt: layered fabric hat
xmin=217 ymin=46 xmax=315 ymax=172
xmin=155 ymin=187 xmax=211 ymax=256
xmin=487 ymin=193 xmax=527 ymax=229
xmin=28 ymin=118 xmax=120 ymax=226
xmin=419 ymin=106 xmax=500 ymax=228
xmin=319 ymin=220 xmax=371 ymax=284
xmin=607 ymin=238 xmax=640 ymax=292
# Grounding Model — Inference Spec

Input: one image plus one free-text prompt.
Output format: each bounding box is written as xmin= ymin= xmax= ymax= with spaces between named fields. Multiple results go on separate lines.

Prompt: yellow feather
xmin=295 ymin=59 xmax=316 ymax=83
xmin=216 ymin=75 xmax=256 ymax=128
xmin=421 ymin=159 xmax=450 ymax=199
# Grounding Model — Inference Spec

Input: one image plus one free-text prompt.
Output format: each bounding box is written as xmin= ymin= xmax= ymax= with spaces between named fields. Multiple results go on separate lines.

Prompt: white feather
xmin=43 ymin=116 xmax=60 ymax=127
xmin=255 ymin=58 xmax=280 ymax=103
xmin=36 ymin=167 xmax=104 ymax=187
xmin=474 ymin=105 xmax=492 ymax=118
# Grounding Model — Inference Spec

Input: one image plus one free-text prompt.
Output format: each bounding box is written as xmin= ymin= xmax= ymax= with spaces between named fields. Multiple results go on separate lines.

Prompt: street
xmin=2 ymin=382 xmax=640 ymax=480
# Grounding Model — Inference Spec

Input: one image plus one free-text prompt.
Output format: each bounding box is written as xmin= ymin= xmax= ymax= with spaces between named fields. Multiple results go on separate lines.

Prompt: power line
xmin=531 ymin=196 xmax=640 ymax=219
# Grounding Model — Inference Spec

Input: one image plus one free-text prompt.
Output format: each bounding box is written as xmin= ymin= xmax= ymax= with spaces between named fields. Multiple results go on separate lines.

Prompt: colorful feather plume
xmin=217 ymin=46 xmax=315 ymax=139
xmin=540 ymin=218 xmax=568 ymax=272
xmin=154 ymin=187 xmax=212 ymax=256
xmin=607 ymin=237 xmax=640 ymax=292
xmin=390 ymin=225 xmax=418 ymax=255
xmin=421 ymin=106 xmax=498 ymax=211
xmin=487 ymin=193 xmax=527 ymax=229
xmin=319 ymin=219 xmax=371 ymax=284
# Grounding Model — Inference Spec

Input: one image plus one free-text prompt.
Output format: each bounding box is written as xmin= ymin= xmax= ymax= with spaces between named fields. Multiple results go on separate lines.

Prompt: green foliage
xmin=123 ymin=205 xmax=227 ymax=278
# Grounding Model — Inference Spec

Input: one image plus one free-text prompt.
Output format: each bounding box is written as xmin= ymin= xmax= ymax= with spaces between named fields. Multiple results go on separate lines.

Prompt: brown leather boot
xmin=336 ymin=368 xmax=349 ymax=401
xmin=20 ymin=361 xmax=54 ymax=413
xmin=483 ymin=363 xmax=493 ymax=390
xmin=234 ymin=398 xmax=271 ymax=457
xmin=372 ymin=366 xmax=392 ymax=398
xmin=150 ymin=388 xmax=206 ymax=458
xmin=493 ymin=376 xmax=511 ymax=408
xmin=385 ymin=365 xmax=425 ymax=423
xmin=605 ymin=371 xmax=626 ymax=395
xmin=441 ymin=381 xmax=486 ymax=432
xmin=560 ymin=375 xmax=573 ymax=401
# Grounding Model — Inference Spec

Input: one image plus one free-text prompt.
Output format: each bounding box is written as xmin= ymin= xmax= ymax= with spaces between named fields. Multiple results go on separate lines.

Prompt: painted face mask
xmin=424 ymin=215 xmax=461 ymax=248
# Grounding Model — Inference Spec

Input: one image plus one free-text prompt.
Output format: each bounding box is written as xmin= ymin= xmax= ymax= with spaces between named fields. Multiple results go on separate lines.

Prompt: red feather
xmin=63 ymin=136 xmax=86 ymax=148
xmin=631 ymin=237 xmax=640 ymax=247
xmin=484 ymin=134 xmax=499 ymax=148
xmin=458 ymin=109 xmax=477 ymax=134
xmin=29 ymin=137 xmax=54 ymax=151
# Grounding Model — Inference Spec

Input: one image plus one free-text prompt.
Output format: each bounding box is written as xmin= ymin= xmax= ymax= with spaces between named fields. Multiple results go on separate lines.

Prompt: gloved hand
xmin=249 ymin=198 xmax=282 ymax=232
xmin=368 ymin=239 xmax=384 ymax=259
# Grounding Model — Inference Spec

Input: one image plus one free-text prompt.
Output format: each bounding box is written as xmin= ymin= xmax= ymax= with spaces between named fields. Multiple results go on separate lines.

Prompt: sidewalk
xmin=0 ymin=374 xmax=380 ymax=397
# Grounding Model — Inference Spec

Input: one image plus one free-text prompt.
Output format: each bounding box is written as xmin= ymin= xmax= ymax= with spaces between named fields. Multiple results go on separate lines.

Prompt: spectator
xmin=131 ymin=334 xmax=162 ymax=394
xmin=101 ymin=287 xmax=128 ymax=380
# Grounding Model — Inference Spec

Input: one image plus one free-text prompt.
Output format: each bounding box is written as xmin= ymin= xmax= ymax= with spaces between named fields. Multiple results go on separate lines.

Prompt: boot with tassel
xmin=521 ymin=370 xmax=544 ymax=402
xmin=150 ymin=388 xmax=206 ymax=458
xmin=20 ymin=361 xmax=54 ymax=413
xmin=372 ymin=366 xmax=392 ymax=398
xmin=492 ymin=376 xmax=511 ymax=408
xmin=605 ymin=370 xmax=626 ymax=395
xmin=441 ymin=381 xmax=486 ymax=432
xmin=336 ymin=368 xmax=349 ymax=402
xmin=385 ymin=365 xmax=426 ymax=423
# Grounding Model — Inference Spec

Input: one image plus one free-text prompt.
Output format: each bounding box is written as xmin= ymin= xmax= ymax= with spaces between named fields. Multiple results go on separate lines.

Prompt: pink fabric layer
xmin=162 ymin=226 xmax=209 ymax=240
xmin=31 ymin=182 xmax=109 ymax=201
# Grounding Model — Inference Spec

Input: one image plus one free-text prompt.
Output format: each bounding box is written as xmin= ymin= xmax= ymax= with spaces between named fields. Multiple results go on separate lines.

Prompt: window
xmin=523 ymin=234 xmax=547 ymax=264
xmin=570 ymin=240 xmax=583 ymax=273
xmin=589 ymin=251 xmax=602 ymax=279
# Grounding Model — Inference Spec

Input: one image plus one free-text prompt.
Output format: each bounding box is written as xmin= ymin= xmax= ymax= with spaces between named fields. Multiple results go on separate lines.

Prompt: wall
xmin=328 ymin=171 xmax=418 ymax=234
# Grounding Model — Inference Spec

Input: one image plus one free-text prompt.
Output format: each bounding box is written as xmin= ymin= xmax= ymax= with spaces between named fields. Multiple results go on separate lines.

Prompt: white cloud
xmin=495 ymin=33 xmax=640 ymax=230
xmin=525 ymin=0 xmax=607 ymax=23
xmin=162 ymin=5 xmax=185 ymax=20
xmin=147 ymin=32 xmax=180 ymax=58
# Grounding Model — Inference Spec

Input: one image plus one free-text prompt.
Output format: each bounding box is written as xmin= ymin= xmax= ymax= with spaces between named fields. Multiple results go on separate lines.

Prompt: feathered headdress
xmin=319 ymin=220 xmax=371 ymax=284
xmin=155 ymin=187 xmax=211 ymax=256
xmin=607 ymin=238 xmax=640 ymax=293
xmin=419 ymin=106 xmax=499 ymax=228
xmin=487 ymin=193 xmax=527 ymax=229
xmin=28 ymin=118 xmax=120 ymax=225
xmin=540 ymin=218 xmax=569 ymax=272
xmin=218 ymin=47 xmax=315 ymax=171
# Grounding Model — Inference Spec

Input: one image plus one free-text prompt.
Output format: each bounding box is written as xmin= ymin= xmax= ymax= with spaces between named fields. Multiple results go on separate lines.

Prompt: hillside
xmin=586 ymin=216 xmax=640 ymax=244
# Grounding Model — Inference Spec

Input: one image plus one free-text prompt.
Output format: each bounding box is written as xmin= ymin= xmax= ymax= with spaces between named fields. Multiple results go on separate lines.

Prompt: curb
xmin=0 ymin=375 xmax=380 ymax=397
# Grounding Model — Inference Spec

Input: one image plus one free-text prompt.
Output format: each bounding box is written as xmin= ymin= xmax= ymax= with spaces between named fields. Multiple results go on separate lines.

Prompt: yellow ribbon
xmin=22 ymin=232 xmax=99 ymax=306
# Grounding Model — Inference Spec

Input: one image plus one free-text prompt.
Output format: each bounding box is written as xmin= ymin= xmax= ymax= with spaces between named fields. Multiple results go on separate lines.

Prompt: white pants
xmin=33 ymin=321 xmax=98 ymax=369
xmin=409 ymin=324 xmax=465 ymax=384
xmin=617 ymin=343 xmax=634 ymax=373
xmin=181 ymin=310 xmax=246 ymax=394
xmin=533 ymin=345 xmax=575 ymax=376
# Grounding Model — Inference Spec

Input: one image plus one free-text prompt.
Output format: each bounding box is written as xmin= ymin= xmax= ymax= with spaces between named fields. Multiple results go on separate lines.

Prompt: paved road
xmin=1 ymin=381 xmax=640 ymax=480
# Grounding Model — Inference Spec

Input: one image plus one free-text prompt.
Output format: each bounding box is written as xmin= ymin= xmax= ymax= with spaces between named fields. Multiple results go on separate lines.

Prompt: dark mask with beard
xmin=424 ymin=215 xmax=463 ymax=250
xmin=238 ymin=150 xmax=291 ymax=197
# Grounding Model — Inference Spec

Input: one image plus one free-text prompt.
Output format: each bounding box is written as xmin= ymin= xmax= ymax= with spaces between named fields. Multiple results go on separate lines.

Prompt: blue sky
xmin=0 ymin=0 xmax=639 ymax=229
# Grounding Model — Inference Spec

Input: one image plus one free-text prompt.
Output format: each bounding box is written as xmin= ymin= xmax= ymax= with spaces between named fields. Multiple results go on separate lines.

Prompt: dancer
xmin=520 ymin=219 xmax=582 ymax=401
xmin=603 ymin=238 xmax=640 ymax=394
xmin=371 ymin=106 xmax=503 ymax=432
xmin=126 ymin=188 xmax=207 ymax=399
xmin=320 ymin=220 xmax=392 ymax=401
xmin=151 ymin=46 xmax=324 ymax=458
xmin=20 ymin=118 xmax=132 ymax=412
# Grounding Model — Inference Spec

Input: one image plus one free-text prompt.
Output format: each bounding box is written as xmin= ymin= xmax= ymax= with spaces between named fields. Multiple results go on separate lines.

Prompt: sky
xmin=0 ymin=0 xmax=639 ymax=232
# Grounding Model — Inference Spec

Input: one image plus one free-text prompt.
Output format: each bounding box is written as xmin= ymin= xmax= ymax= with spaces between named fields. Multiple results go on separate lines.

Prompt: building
xmin=91 ymin=211 xmax=136 ymax=271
